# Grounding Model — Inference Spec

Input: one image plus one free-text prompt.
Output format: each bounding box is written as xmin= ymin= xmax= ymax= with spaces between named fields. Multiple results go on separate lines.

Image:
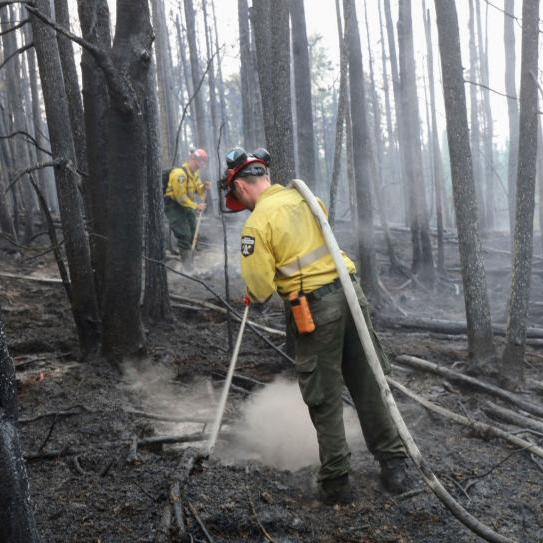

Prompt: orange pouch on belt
xmin=289 ymin=291 xmax=315 ymax=334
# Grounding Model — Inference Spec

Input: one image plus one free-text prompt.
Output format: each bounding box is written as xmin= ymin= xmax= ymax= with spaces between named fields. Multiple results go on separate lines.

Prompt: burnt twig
xmin=186 ymin=501 xmax=214 ymax=543
xmin=37 ymin=413 xmax=58 ymax=451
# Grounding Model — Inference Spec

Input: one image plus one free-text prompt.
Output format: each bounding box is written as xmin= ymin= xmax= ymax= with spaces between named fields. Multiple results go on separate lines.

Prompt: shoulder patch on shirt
xmin=241 ymin=235 xmax=255 ymax=257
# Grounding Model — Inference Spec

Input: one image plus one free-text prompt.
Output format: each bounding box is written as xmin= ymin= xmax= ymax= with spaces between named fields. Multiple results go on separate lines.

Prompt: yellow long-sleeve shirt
xmin=240 ymin=184 xmax=356 ymax=303
xmin=164 ymin=163 xmax=205 ymax=209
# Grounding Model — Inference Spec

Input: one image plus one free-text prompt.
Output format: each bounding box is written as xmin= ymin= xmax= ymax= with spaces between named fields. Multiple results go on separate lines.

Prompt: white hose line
xmin=292 ymin=179 xmax=514 ymax=543
xmin=205 ymin=304 xmax=250 ymax=457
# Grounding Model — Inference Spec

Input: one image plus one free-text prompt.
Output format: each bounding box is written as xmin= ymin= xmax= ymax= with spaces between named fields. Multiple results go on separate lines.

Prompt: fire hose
xmin=291 ymin=179 xmax=514 ymax=543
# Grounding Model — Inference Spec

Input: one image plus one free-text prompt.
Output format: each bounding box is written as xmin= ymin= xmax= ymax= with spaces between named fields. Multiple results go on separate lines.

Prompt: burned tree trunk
xmin=54 ymin=0 xmax=88 ymax=177
xmin=383 ymin=0 xmax=408 ymax=225
xmin=1 ymin=6 xmax=35 ymax=244
xmin=476 ymin=0 xmax=496 ymax=230
xmin=29 ymin=0 xmax=101 ymax=358
xmin=501 ymin=0 xmax=540 ymax=388
xmin=101 ymin=0 xmax=154 ymax=361
xmin=290 ymin=0 xmax=317 ymax=188
xmin=423 ymin=6 xmax=445 ymax=273
xmin=150 ymin=0 xmax=177 ymax=163
xmin=343 ymin=0 xmax=380 ymax=302
xmin=238 ymin=0 xmax=257 ymax=149
xmin=434 ymin=0 xmax=497 ymax=375
xmin=251 ymin=0 xmax=295 ymax=184
xmin=183 ymin=0 xmax=207 ymax=150
xmin=468 ymin=0 xmax=484 ymax=228
xmin=397 ymin=0 xmax=435 ymax=285
xmin=504 ymin=0 xmax=519 ymax=233
xmin=143 ymin=60 xmax=172 ymax=322
xmin=0 ymin=320 xmax=40 ymax=543
xmin=76 ymin=0 xmax=112 ymax=309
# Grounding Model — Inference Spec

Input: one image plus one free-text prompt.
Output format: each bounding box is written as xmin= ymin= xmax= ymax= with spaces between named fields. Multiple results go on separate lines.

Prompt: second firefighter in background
xmin=164 ymin=148 xmax=210 ymax=271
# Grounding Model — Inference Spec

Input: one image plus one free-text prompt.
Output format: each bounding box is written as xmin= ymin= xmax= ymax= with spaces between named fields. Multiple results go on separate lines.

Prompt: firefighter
xmin=164 ymin=148 xmax=210 ymax=271
xmin=221 ymin=147 xmax=409 ymax=504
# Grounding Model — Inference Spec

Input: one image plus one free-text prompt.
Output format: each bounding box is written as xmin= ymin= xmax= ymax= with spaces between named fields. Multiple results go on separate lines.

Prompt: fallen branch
xmin=247 ymin=486 xmax=277 ymax=543
xmin=186 ymin=501 xmax=214 ymax=543
xmin=0 ymin=272 xmax=62 ymax=284
xmin=146 ymin=257 xmax=296 ymax=365
xmin=380 ymin=316 xmax=543 ymax=339
xmin=170 ymin=294 xmax=285 ymax=337
xmin=396 ymin=355 xmax=543 ymax=419
xmin=124 ymin=408 xmax=211 ymax=425
xmin=4 ymin=158 xmax=65 ymax=194
xmin=37 ymin=413 xmax=58 ymax=451
xmin=0 ymin=17 xmax=29 ymax=37
xmin=387 ymin=378 xmax=543 ymax=460
xmin=483 ymin=401 xmax=543 ymax=434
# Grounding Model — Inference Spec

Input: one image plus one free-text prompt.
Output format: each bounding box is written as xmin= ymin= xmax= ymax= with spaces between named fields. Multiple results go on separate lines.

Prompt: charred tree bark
xmin=501 ymin=0 xmax=540 ymax=388
xmin=202 ymin=0 xmax=219 ymax=176
xmin=143 ymin=59 xmax=172 ymax=322
xmin=101 ymin=0 xmax=154 ymax=361
xmin=363 ymin=0 xmax=400 ymax=272
xmin=238 ymin=0 xmax=257 ymax=149
xmin=468 ymin=0 xmax=484 ymax=228
xmin=29 ymin=0 xmax=101 ymax=358
xmin=54 ymin=0 xmax=87 ymax=177
xmin=0 ymin=320 xmax=40 ymax=543
xmin=504 ymin=0 xmax=519 ymax=234
xmin=475 ymin=0 xmax=496 ymax=230
xmin=423 ymin=6 xmax=445 ymax=273
xmin=343 ymin=0 xmax=380 ymax=302
xmin=76 ymin=0 xmax=112 ymax=310
xmin=150 ymin=0 xmax=177 ymax=163
xmin=383 ymin=0 xmax=408 ymax=225
xmin=183 ymin=0 xmax=207 ymax=150
xmin=434 ymin=0 xmax=497 ymax=375
xmin=1 ymin=6 xmax=35 ymax=244
xmin=397 ymin=0 xmax=435 ymax=285
xmin=251 ymin=0 xmax=295 ymax=184
xmin=290 ymin=0 xmax=316 ymax=188
xmin=23 ymin=21 xmax=56 ymax=215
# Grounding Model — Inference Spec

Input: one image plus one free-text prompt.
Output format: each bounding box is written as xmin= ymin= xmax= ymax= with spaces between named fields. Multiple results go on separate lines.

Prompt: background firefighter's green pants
xmin=291 ymin=281 xmax=406 ymax=482
xmin=164 ymin=199 xmax=196 ymax=251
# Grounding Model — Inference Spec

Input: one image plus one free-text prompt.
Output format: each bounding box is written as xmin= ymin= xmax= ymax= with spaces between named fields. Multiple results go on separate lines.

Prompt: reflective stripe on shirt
xmin=276 ymin=244 xmax=329 ymax=278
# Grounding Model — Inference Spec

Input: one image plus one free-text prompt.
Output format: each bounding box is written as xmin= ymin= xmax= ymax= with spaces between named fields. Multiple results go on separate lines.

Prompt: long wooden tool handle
xmin=191 ymin=192 xmax=207 ymax=251
xmin=206 ymin=304 xmax=250 ymax=456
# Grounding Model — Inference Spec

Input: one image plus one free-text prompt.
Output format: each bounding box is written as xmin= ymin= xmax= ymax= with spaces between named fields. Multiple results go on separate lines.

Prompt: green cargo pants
xmin=291 ymin=280 xmax=406 ymax=482
xmin=164 ymin=199 xmax=197 ymax=251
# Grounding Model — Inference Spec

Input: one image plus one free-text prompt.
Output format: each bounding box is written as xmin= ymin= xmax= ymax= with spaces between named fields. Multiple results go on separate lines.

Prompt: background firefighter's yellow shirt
xmin=240 ymin=184 xmax=356 ymax=303
xmin=164 ymin=163 xmax=205 ymax=209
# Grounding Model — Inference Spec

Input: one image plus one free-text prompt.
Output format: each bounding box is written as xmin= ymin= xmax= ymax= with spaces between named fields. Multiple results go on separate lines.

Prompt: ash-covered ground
xmin=2 ymin=220 xmax=543 ymax=542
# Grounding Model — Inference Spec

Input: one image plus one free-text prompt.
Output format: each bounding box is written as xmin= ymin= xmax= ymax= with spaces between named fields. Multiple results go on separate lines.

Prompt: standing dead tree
xmin=29 ymin=0 xmax=101 ymax=359
xmin=397 ymin=0 xmax=435 ymax=286
xmin=501 ymin=0 xmax=540 ymax=389
xmin=343 ymin=0 xmax=380 ymax=302
xmin=423 ymin=4 xmax=445 ymax=273
xmin=183 ymin=0 xmax=207 ymax=150
xmin=290 ymin=0 xmax=317 ymax=188
xmin=504 ymin=0 xmax=519 ymax=233
xmin=434 ymin=0 xmax=497 ymax=376
xmin=29 ymin=0 xmax=156 ymax=361
xmin=0 ymin=320 xmax=40 ymax=543
xmin=251 ymin=0 xmax=296 ymax=184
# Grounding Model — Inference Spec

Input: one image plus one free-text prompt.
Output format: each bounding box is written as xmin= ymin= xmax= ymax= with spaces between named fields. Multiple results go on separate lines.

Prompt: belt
xmin=305 ymin=274 xmax=356 ymax=302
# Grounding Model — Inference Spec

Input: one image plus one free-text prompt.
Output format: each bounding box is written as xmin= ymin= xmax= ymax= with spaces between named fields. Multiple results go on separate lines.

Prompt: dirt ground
xmin=1 ymin=221 xmax=543 ymax=542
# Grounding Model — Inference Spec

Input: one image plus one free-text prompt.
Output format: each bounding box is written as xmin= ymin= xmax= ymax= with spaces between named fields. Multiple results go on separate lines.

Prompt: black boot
xmin=319 ymin=474 xmax=353 ymax=505
xmin=379 ymin=457 xmax=409 ymax=494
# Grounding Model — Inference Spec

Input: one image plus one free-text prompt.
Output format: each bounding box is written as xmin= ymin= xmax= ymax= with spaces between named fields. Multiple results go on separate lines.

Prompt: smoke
xmin=217 ymin=378 xmax=365 ymax=471
xmin=120 ymin=362 xmax=366 ymax=472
